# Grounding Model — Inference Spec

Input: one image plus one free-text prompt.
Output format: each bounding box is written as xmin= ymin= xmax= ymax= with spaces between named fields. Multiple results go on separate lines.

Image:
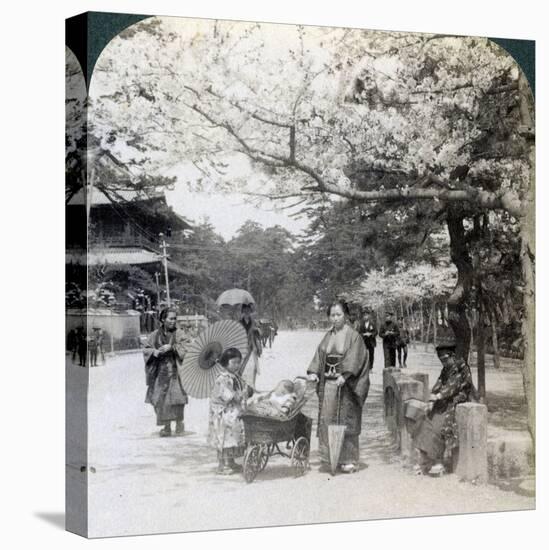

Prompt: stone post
xmin=455 ymin=403 xmax=488 ymax=483
xmin=408 ymin=373 xmax=430 ymax=402
xmin=383 ymin=367 xmax=401 ymax=395
xmin=396 ymin=379 xmax=424 ymax=461
xmin=383 ymin=368 xmax=401 ymax=431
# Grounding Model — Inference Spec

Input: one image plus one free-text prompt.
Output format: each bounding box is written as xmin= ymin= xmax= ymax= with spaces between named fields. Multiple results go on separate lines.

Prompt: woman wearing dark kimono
xmin=143 ymin=307 xmax=190 ymax=437
xmin=413 ymin=342 xmax=477 ymax=474
xmin=307 ymin=300 xmax=370 ymax=473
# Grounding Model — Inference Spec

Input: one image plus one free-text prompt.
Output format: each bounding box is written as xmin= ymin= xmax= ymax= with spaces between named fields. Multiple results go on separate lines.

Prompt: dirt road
xmin=69 ymin=330 xmax=534 ymax=538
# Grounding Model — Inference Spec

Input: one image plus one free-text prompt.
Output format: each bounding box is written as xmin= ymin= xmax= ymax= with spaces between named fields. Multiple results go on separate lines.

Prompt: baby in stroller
xmin=247 ymin=377 xmax=308 ymax=417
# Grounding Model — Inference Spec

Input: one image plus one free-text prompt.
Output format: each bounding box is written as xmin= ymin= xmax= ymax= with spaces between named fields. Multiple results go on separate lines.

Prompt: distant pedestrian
xmin=67 ymin=328 xmax=77 ymax=362
xmin=75 ymin=326 xmax=86 ymax=366
xmin=93 ymin=327 xmax=105 ymax=365
xmin=239 ymin=304 xmax=263 ymax=389
xmin=379 ymin=311 xmax=399 ymax=368
xmin=396 ymin=316 xmax=410 ymax=368
xmin=355 ymin=307 xmax=377 ymax=370
xmin=88 ymin=330 xmax=98 ymax=367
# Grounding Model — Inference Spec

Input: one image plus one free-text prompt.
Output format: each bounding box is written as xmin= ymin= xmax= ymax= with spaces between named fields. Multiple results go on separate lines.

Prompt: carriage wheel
xmin=291 ymin=437 xmax=310 ymax=477
xmin=243 ymin=444 xmax=263 ymax=483
xmin=258 ymin=444 xmax=271 ymax=472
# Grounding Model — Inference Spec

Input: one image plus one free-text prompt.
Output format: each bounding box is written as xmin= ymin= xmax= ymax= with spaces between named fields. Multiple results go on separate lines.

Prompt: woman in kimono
xmin=143 ymin=307 xmax=190 ymax=437
xmin=239 ymin=304 xmax=263 ymax=389
xmin=413 ymin=342 xmax=477 ymax=474
xmin=307 ymin=300 xmax=370 ymax=473
xmin=208 ymin=348 xmax=253 ymax=475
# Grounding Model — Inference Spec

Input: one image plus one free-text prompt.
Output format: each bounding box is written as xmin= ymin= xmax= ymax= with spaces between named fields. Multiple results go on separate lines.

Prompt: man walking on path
xmin=355 ymin=307 xmax=377 ymax=370
xmin=379 ymin=312 xmax=399 ymax=368
xmin=396 ymin=316 xmax=410 ymax=368
xmin=76 ymin=326 xmax=86 ymax=367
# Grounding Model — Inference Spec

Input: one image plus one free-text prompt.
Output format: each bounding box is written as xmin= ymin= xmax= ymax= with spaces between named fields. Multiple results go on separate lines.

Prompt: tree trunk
xmin=477 ymin=293 xmax=486 ymax=402
xmin=420 ymin=300 xmax=424 ymax=343
xmin=489 ymin=306 xmax=501 ymax=370
xmin=520 ymin=213 xmax=535 ymax=443
xmin=407 ymin=302 xmax=415 ymax=347
xmin=446 ymin=209 xmax=474 ymax=361
xmin=468 ymin=309 xmax=475 ymax=366
xmin=518 ymin=71 xmax=536 ymax=444
xmin=424 ymin=302 xmax=433 ymax=352
xmin=433 ymin=303 xmax=438 ymax=348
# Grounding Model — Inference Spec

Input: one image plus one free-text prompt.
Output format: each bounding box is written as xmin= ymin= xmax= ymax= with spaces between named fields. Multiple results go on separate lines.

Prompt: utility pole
xmin=159 ymin=233 xmax=171 ymax=306
xmin=154 ymin=272 xmax=161 ymax=308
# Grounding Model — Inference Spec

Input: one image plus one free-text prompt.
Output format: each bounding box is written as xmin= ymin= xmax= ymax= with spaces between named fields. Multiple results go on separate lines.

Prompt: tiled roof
xmin=66 ymin=247 xmax=189 ymax=275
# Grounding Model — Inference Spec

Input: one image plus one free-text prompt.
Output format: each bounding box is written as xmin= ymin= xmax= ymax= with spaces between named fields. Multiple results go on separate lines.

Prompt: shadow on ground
xmin=486 ymin=391 xmax=528 ymax=431
xmin=34 ymin=512 xmax=65 ymax=530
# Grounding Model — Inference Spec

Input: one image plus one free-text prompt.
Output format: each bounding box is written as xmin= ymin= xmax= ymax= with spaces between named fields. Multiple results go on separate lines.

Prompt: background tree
xmin=89 ymin=18 xmax=535 ymax=441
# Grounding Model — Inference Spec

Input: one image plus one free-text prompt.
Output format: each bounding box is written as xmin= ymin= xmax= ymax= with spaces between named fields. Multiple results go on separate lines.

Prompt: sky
xmin=162 ymin=156 xmax=313 ymax=239
xmin=166 ymin=186 xmax=310 ymax=240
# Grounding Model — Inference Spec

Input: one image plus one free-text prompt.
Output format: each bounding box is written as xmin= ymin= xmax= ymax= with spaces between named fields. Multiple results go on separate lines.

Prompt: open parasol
xmin=178 ymin=320 xmax=249 ymax=398
xmin=216 ymin=288 xmax=255 ymax=308
xmin=328 ymin=386 xmax=347 ymax=475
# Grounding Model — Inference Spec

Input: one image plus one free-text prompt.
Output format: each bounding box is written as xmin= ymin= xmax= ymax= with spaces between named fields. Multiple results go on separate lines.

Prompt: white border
xmin=3 ymin=0 xmax=545 ymax=548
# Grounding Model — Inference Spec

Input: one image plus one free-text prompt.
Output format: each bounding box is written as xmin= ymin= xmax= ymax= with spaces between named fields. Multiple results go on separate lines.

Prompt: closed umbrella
xmin=328 ymin=387 xmax=346 ymax=475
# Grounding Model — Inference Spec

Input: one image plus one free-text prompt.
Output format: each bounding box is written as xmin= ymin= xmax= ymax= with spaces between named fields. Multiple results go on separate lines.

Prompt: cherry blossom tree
xmin=86 ymin=17 xmax=535 ymax=441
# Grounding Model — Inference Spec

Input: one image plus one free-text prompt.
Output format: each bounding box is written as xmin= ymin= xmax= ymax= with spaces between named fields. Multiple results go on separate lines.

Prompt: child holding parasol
xmin=208 ymin=348 xmax=254 ymax=475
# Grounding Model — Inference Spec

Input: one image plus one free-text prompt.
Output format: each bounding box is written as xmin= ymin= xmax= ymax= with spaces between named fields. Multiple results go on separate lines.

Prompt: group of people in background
xmin=352 ymin=308 xmax=410 ymax=370
xmin=67 ymin=326 xmax=106 ymax=367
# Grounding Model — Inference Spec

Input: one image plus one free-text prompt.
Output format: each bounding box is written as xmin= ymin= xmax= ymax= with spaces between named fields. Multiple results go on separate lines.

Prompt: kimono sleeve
xmin=342 ymin=331 xmax=370 ymax=404
xmin=436 ymin=362 xmax=473 ymax=401
xmin=143 ymin=331 xmax=157 ymax=365
xmin=212 ymin=375 xmax=236 ymax=404
xmin=341 ymin=331 xmax=368 ymax=377
xmin=252 ymin=326 xmax=263 ymax=357
xmin=431 ymin=376 xmax=443 ymax=395
xmin=143 ymin=332 xmax=158 ymax=386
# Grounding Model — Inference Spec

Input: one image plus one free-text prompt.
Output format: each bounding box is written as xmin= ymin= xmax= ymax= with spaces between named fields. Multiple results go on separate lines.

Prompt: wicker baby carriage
xmin=240 ymin=408 xmax=312 ymax=483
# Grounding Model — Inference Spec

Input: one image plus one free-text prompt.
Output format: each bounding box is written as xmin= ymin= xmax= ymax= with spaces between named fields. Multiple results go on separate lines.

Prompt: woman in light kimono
xmin=208 ymin=348 xmax=254 ymax=475
xmin=239 ymin=304 xmax=263 ymax=389
xmin=143 ymin=307 xmax=190 ymax=437
xmin=307 ymin=300 xmax=370 ymax=473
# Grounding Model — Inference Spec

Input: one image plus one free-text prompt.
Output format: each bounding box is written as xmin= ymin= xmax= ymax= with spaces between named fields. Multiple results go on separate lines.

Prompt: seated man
xmin=411 ymin=340 xmax=477 ymax=475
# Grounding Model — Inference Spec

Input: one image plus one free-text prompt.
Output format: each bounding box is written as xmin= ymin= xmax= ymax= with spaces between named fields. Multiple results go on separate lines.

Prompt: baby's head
xmin=270 ymin=380 xmax=297 ymax=414
xmin=273 ymin=380 xmax=295 ymax=396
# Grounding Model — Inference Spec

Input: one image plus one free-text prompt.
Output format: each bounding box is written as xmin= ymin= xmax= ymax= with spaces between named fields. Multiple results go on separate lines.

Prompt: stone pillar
xmin=383 ymin=367 xmax=401 ymax=395
xmin=396 ymin=379 xmax=424 ymax=461
xmin=408 ymin=373 xmax=430 ymax=402
xmin=382 ymin=368 xmax=401 ymax=427
xmin=455 ymin=403 xmax=488 ymax=483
